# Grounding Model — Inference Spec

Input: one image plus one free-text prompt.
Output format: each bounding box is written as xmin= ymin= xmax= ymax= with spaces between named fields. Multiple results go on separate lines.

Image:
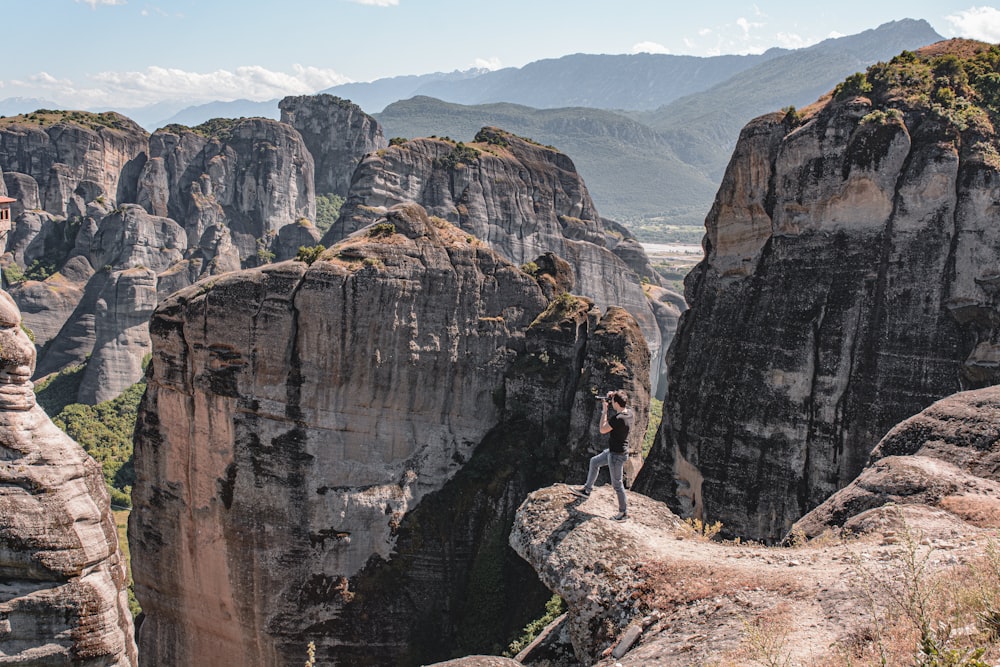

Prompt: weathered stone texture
xmin=636 ymin=83 xmax=1000 ymax=541
xmin=136 ymin=118 xmax=316 ymax=260
xmin=0 ymin=114 xmax=148 ymax=216
xmin=0 ymin=289 xmax=137 ymax=665
xmin=131 ymin=203 xmax=650 ymax=665
xmin=279 ymin=94 xmax=387 ymax=197
xmin=326 ymin=127 xmax=670 ymax=396
xmin=793 ymin=385 xmax=1000 ymax=538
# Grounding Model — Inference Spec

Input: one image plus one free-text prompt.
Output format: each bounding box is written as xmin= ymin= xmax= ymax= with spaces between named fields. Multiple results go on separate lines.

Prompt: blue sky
xmin=4 ymin=0 xmax=1000 ymax=110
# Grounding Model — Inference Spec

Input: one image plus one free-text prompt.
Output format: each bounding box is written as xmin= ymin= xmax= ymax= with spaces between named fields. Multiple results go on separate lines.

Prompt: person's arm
xmin=599 ymin=400 xmax=612 ymax=434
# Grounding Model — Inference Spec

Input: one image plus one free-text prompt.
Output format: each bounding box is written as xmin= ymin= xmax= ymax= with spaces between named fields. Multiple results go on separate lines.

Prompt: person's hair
xmin=610 ymin=390 xmax=628 ymax=407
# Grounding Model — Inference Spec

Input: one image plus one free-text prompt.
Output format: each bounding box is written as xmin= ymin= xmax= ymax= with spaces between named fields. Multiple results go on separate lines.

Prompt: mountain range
xmin=0 ymin=18 xmax=944 ymax=234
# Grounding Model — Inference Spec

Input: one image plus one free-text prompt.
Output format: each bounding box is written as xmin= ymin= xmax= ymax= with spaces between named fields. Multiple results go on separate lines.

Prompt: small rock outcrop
xmin=131 ymin=203 xmax=650 ymax=665
xmin=792 ymin=384 xmax=1000 ymax=538
xmin=636 ymin=40 xmax=1000 ymax=541
xmin=279 ymin=94 xmax=388 ymax=197
xmin=326 ymin=127 xmax=671 ymax=396
xmin=0 ymin=289 xmax=137 ymax=665
xmin=512 ymin=480 xmax=997 ymax=666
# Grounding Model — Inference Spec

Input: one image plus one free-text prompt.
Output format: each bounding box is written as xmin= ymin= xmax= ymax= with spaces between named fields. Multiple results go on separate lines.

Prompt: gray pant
xmin=584 ymin=448 xmax=628 ymax=513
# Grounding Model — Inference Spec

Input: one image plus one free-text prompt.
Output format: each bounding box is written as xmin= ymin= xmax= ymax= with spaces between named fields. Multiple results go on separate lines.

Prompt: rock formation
xmin=279 ymin=94 xmax=388 ymax=197
xmin=0 ymin=289 xmax=137 ymax=665
xmin=510 ymin=477 xmax=997 ymax=666
xmin=635 ymin=40 xmax=1000 ymax=541
xmin=136 ymin=117 xmax=316 ymax=260
xmin=0 ymin=111 xmax=148 ymax=216
xmin=325 ymin=127 xmax=672 ymax=396
xmin=792 ymin=384 xmax=1000 ymax=538
xmin=130 ymin=202 xmax=650 ymax=665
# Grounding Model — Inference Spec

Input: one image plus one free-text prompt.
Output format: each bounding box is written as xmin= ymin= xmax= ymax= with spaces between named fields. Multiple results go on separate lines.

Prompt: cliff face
xmin=792 ymin=384 xmax=1000 ymax=538
xmin=1 ymin=114 xmax=316 ymax=402
xmin=130 ymin=202 xmax=650 ymax=665
xmin=0 ymin=112 xmax=148 ymax=216
xmin=279 ymin=94 xmax=387 ymax=197
xmin=325 ymin=127 xmax=670 ymax=396
xmin=136 ymin=118 xmax=316 ymax=260
xmin=0 ymin=289 xmax=137 ymax=665
xmin=635 ymin=41 xmax=1000 ymax=542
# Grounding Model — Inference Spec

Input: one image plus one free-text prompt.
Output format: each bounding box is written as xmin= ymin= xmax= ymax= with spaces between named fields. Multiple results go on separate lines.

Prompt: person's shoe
xmin=570 ymin=486 xmax=590 ymax=497
xmin=612 ymin=511 xmax=628 ymax=521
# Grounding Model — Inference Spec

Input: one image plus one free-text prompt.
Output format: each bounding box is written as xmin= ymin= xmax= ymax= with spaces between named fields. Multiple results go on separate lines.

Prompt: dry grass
xmin=636 ymin=558 xmax=805 ymax=612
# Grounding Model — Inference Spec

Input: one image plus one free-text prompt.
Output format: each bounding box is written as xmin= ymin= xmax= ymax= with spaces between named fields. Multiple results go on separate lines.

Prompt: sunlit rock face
xmin=0 ymin=112 xmax=148 ymax=217
xmin=279 ymin=94 xmax=388 ymax=198
xmin=326 ymin=126 xmax=672 ymax=397
xmin=636 ymin=41 xmax=1000 ymax=542
xmin=130 ymin=203 xmax=650 ymax=665
xmin=0 ymin=289 xmax=137 ymax=665
xmin=136 ymin=117 xmax=315 ymax=259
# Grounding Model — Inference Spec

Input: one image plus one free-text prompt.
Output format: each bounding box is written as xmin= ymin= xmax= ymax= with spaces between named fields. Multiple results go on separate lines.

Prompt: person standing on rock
xmin=572 ymin=390 xmax=633 ymax=521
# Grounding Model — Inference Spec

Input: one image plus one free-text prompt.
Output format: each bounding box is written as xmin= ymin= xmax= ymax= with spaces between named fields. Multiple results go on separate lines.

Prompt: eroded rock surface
xmin=793 ymin=385 xmax=1000 ymax=538
xmin=325 ymin=127 xmax=672 ymax=396
xmin=279 ymin=94 xmax=387 ymax=197
xmin=131 ymin=202 xmax=650 ymax=665
xmin=0 ymin=289 xmax=137 ymax=665
xmin=636 ymin=41 xmax=1000 ymax=541
xmin=511 ymin=481 xmax=995 ymax=666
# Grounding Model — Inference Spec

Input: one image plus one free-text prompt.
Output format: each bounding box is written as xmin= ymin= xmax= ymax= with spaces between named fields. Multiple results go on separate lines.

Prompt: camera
xmin=593 ymin=395 xmax=607 ymax=401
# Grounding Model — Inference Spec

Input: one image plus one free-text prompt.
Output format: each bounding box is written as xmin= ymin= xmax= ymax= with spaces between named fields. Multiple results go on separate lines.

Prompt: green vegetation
xmin=34 ymin=363 xmax=87 ymax=416
xmin=36 ymin=361 xmax=146 ymax=509
xmin=834 ymin=71 xmax=874 ymax=100
xmin=161 ymin=117 xmax=244 ymax=141
xmin=367 ymin=222 xmax=396 ymax=238
xmin=296 ymin=244 xmax=326 ymax=265
xmin=503 ymin=593 xmax=566 ymax=657
xmin=52 ymin=381 xmax=144 ymax=508
xmin=641 ymin=397 xmax=662 ymax=458
xmin=860 ymin=43 xmax=1000 ymax=133
xmin=314 ymin=193 xmax=345 ymax=234
xmin=388 ymin=136 xmax=408 ymax=146
xmin=114 ymin=510 xmax=141 ymax=617
xmin=434 ymin=141 xmax=481 ymax=170
xmin=0 ymin=109 xmax=136 ymax=132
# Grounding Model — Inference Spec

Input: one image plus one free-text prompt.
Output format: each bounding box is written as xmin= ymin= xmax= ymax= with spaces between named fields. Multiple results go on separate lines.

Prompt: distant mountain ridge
xmin=0 ymin=18 xmax=944 ymax=231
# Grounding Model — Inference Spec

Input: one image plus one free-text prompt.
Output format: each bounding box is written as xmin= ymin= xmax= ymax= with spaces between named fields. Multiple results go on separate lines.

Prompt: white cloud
xmin=75 ymin=0 xmax=126 ymax=7
xmin=631 ymin=41 xmax=671 ymax=55
xmin=946 ymin=6 xmax=1000 ymax=41
xmin=772 ymin=32 xmax=811 ymax=49
xmin=736 ymin=17 xmax=765 ymax=37
xmin=16 ymin=65 xmax=353 ymax=108
xmin=471 ymin=57 xmax=502 ymax=71
xmin=347 ymin=0 xmax=399 ymax=6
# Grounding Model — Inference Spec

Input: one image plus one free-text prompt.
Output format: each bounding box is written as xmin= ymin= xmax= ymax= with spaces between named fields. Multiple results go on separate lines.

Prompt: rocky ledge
xmin=513 ymin=383 xmax=1000 ymax=666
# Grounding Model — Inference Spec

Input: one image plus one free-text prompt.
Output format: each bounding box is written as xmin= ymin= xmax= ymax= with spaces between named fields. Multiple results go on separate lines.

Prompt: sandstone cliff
xmin=635 ymin=40 xmax=1000 ymax=541
xmin=279 ymin=94 xmax=387 ymax=197
xmin=325 ymin=127 xmax=671 ymax=396
xmin=130 ymin=202 xmax=650 ymax=665
xmin=0 ymin=111 xmax=148 ymax=216
xmin=792 ymin=384 xmax=1000 ymax=539
xmin=136 ymin=117 xmax=316 ymax=261
xmin=0 ymin=289 xmax=137 ymax=665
